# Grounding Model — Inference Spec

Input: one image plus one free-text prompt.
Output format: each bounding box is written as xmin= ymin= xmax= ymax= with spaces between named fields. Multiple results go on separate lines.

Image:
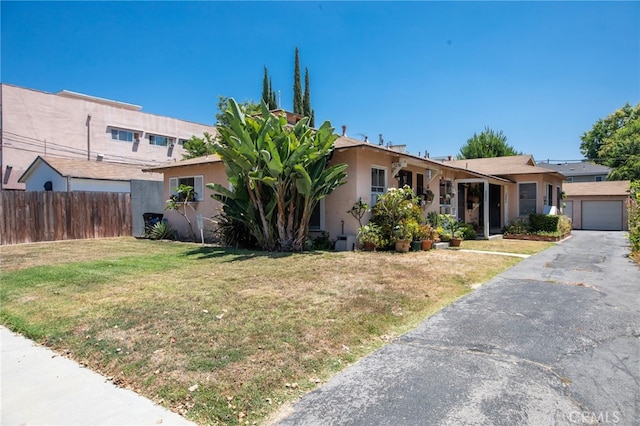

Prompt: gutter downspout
xmin=86 ymin=114 xmax=92 ymax=160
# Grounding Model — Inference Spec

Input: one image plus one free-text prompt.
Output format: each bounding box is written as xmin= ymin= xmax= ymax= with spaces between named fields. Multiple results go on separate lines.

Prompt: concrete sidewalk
xmin=0 ymin=326 xmax=195 ymax=426
xmin=274 ymin=231 xmax=640 ymax=425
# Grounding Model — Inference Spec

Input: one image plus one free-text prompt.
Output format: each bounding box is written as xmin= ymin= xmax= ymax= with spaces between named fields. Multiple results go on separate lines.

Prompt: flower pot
xmin=362 ymin=242 xmax=376 ymax=251
xmin=421 ymin=239 xmax=433 ymax=250
xmin=450 ymin=238 xmax=462 ymax=247
xmin=410 ymin=240 xmax=422 ymax=251
xmin=395 ymin=239 xmax=410 ymax=253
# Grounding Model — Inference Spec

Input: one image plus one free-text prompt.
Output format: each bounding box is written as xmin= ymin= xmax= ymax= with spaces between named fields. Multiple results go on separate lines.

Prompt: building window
xmin=111 ymin=128 xmax=134 ymax=142
xmin=169 ymin=175 xmax=204 ymax=201
xmin=595 ymin=176 xmax=603 ymax=182
xmin=440 ymin=179 xmax=453 ymax=205
xmin=178 ymin=138 xmax=188 ymax=146
xmin=309 ymin=199 xmax=324 ymax=231
xmin=567 ymin=177 xmax=574 ymax=183
xmin=149 ymin=134 xmax=174 ymax=147
xmin=545 ymin=183 xmax=553 ymax=206
xmin=416 ymin=173 xmax=424 ymax=196
xmin=519 ymin=183 xmax=537 ymax=216
xmin=398 ymin=170 xmax=413 ymax=189
xmin=371 ymin=167 xmax=386 ymax=206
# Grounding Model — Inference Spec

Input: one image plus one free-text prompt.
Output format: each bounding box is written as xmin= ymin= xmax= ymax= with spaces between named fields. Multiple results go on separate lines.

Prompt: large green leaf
xmin=293 ymin=164 xmax=312 ymax=195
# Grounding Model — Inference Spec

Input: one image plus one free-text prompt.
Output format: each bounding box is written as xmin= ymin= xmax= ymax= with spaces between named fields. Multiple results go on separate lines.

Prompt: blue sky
xmin=2 ymin=1 xmax=638 ymax=162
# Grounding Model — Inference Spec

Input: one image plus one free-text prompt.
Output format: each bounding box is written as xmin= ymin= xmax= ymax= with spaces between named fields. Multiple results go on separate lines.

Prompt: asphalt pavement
xmin=274 ymin=231 xmax=640 ymax=425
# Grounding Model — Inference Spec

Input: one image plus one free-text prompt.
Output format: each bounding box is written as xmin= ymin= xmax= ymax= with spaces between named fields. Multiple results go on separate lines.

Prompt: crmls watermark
xmin=567 ymin=411 xmax=621 ymax=424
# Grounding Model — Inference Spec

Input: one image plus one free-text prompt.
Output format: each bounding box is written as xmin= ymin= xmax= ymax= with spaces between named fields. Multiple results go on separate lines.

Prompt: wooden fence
xmin=0 ymin=191 xmax=132 ymax=245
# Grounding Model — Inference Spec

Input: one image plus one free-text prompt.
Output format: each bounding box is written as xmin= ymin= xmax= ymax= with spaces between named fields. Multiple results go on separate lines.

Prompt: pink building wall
xmin=1 ymin=84 xmax=215 ymax=190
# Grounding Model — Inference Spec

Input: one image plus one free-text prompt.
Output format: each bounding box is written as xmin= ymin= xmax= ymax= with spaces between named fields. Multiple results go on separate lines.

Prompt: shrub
xmin=459 ymin=222 xmax=477 ymax=240
xmin=529 ymin=213 xmax=559 ymax=233
xmin=557 ymin=215 xmax=572 ymax=236
xmin=370 ymin=185 xmax=423 ymax=247
xmin=311 ymin=232 xmax=333 ymax=250
xmin=147 ymin=221 xmax=176 ymax=240
xmin=503 ymin=217 xmax=529 ymax=235
xmin=629 ymin=181 xmax=640 ymax=254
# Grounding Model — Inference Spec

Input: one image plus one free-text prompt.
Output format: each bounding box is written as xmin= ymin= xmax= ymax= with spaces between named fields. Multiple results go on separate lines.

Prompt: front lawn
xmin=0 ymin=238 xmax=551 ymax=425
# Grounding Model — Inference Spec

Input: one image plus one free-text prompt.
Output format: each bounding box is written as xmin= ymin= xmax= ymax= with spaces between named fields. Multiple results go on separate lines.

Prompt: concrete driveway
xmin=275 ymin=231 xmax=640 ymax=425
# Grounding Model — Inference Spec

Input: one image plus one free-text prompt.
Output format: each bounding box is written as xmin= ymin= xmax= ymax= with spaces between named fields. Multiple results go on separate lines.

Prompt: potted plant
xmin=417 ymin=223 xmax=434 ymax=250
xmin=393 ymin=219 xmax=415 ymax=253
xmin=357 ymin=224 xmax=382 ymax=251
xmin=444 ymin=215 xmax=464 ymax=247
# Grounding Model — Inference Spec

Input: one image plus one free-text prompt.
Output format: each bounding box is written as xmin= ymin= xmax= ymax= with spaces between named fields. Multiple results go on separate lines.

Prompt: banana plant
xmin=209 ymin=98 xmax=346 ymax=251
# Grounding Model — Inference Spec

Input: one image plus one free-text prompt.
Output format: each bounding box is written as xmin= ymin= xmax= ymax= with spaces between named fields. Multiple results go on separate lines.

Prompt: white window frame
xmin=110 ymin=128 xmax=136 ymax=143
xmin=149 ymin=134 xmax=175 ymax=147
xmin=518 ymin=182 xmax=537 ymax=216
xmin=371 ymin=166 xmax=387 ymax=206
xmin=544 ymin=182 xmax=553 ymax=206
xmin=169 ymin=175 xmax=204 ymax=202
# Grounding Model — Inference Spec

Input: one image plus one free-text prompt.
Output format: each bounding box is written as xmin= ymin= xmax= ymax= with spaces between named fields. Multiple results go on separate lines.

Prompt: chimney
xmin=342 ymin=125 xmax=347 ymax=137
xmin=378 ymin=133 xmax=384 ymax=146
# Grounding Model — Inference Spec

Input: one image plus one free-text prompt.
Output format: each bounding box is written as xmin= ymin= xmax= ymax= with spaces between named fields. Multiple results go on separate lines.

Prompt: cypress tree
xmin=269 ymin=77 xmax=277 ymax=109
xmin=293 ymin=47 xmax=303 ymax=114
xmin=262 ymin=66 xmax=270 ymax=107
xmin=303 ymin=67 xmax=311 ymax=118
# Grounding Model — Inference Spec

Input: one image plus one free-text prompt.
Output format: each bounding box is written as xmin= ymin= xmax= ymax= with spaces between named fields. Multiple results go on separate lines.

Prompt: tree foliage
xmin=181 ymin=132 xmax=216 ymax=159
xmin=215 ymin=95 xmax=261 ymax=126
xmin=580 ymin=103 xmax=640 ymax=181
xmin=303 ymin=67 xmax=314 ymax=127
xmin=262 ymin=66 xmax=277 ymax=110
xmin=293 ymin=47 xmax=303 ymax=115
xmin=628 ymin=181 xmax=640 ymax=256
xmin=182 ymin=97 xmax=261 ymax=159
xmin=208 ymin=98 xmax=347 ymax=252
xmin=458 ymin=127 xmax=521 ymax=159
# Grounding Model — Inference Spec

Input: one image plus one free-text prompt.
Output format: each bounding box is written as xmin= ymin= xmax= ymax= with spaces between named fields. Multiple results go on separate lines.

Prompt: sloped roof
xmin=563 ymin=181 xmax=631 ymax=197
xmin=444 ymin=155 xmax=565 ymax=178
xmin=536 ymin=161 xmax=611 ymax=177
xmin=142 ymin=154 xmax=222 ymax=172
xmin=334 ymin=136 xmax=512 ymax=184
xmin=18 ymin=156 xmax=163 ymax=183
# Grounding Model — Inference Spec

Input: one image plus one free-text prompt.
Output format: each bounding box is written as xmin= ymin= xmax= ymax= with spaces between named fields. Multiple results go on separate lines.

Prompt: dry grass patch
xmin=459 ymin=238 xmax=555 ymax=255
xmin=1 ymin=238 xmax=526 ymax=425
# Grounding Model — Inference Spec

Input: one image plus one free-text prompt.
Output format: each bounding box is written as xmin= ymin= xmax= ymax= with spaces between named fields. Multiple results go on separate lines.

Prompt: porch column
xmin=483 ymin=180 xmax=490 ymax=238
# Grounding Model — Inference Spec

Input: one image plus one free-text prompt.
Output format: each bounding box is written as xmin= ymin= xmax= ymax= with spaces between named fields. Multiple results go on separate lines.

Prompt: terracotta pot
xmin=450 ymin=238 xmax=462 ymax=247
xmin=395 ymin=239 xmax=410 ymax=253
xmin=421 ymin=239 xmax=433 ymax=250
xmin=362 ymin=242 xmax=376 ymax=251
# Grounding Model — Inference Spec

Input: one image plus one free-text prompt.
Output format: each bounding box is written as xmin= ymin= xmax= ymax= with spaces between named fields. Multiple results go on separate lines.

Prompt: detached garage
xmin=563 ymin=181 xmax=630 ymax=231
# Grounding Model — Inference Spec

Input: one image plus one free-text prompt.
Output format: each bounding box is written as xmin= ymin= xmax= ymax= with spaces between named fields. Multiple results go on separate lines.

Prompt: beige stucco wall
xmin=327 ymin=148 xmax=441 ymax=240
xmin=500 ymin=174 xmax=564 ymax=223
xmin=1 ymin=84 xmax=215 ymax=190
xmin=160 ymin=162 xmax=227 ymax=241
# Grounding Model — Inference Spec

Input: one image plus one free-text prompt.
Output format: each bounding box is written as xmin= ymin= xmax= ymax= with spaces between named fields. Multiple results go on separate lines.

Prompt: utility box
xmin=335 ymin=234 xmax=356 ymax=251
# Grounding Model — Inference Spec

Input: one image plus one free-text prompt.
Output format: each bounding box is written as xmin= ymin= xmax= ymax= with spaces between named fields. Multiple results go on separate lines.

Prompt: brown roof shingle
xmin=563 ymin=181 xmax=631 ymax=197
xmin=19 ymin=156 xmax=163 ymax=182
xmin=444 ymin=155 xmax=565 ymax=178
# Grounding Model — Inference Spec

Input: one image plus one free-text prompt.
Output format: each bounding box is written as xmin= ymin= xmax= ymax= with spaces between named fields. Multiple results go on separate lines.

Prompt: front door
xmin=489 ymin=184 xmax=501 ymax=230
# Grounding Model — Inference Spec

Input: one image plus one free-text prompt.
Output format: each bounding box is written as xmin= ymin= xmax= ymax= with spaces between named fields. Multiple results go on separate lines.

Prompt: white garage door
xmin=582 ymin=200 xmax=623 ymax=230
